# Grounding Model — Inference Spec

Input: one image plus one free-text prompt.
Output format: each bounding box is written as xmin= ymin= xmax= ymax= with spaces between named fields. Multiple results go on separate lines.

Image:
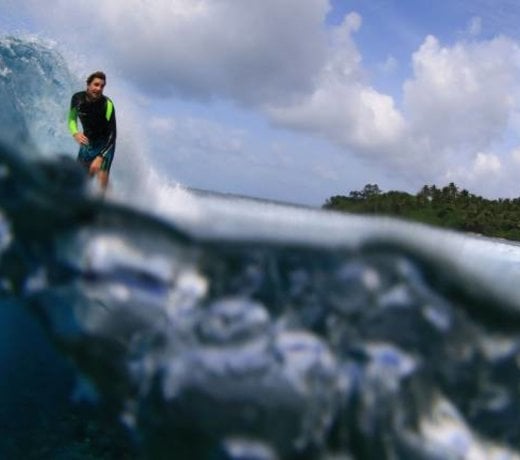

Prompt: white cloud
xmin=261 ymin=16 xmax=520 ymax=194
xmin=22 ymin=0 xmax=329 ymax=106
xmin=444 ymin=152 xmax=503 ymax=194
xmin=440 ymin=144 xmax=520 ymax=198
xmin=404 ymin=35 xmax=519 ymax=153
xmin=266 ymin=13 xmax=406 ymax=159
xmin=266 ymin=24 xmax=520 ymax=197
xmin=444 ymin=152 xmax=505 ymax=189
xmin=473 ymin=152 xmax=502 ymax=176
xmin=511 ymin=147 xmax=520 ymax=165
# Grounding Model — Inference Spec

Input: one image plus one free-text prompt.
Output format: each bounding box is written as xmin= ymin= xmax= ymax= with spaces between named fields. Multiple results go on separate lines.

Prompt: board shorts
xmin=77 ymin=139 xmax=115 ymax=172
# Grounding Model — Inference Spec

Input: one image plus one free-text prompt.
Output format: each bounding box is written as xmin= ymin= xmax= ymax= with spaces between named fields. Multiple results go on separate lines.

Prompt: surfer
xmin=68 ymin=71 xmax=116 ymax=192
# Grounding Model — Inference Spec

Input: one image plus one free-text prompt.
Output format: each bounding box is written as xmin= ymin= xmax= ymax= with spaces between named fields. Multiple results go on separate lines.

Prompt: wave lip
xmin=0 ymin=35 xmax=76 ymax=155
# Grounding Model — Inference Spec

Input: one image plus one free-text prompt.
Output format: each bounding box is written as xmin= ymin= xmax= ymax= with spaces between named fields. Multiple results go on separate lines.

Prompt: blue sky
xmin=3 ymin=0 xmax=520 ymax=205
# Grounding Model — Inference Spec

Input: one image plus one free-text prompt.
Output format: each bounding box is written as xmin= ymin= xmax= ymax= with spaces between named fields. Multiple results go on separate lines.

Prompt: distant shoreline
xmin=323 ymin=183 xmax=520 ymax=243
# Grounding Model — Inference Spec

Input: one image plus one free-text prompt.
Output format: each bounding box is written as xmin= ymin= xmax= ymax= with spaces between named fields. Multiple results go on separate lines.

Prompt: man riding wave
xmin=68 ymin=71 xmax=116 ymax=192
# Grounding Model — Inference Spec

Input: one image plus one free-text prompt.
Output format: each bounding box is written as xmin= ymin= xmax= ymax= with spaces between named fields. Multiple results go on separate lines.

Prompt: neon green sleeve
xmin=68 ymin=107 xmax=79 ymax=135
xmin=105 ymin=98 xmax=114 ymax=121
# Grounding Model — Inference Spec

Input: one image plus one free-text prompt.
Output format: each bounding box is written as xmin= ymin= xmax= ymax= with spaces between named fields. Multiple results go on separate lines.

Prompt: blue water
xmin=1 ymin=35 xmax=520 ymax=459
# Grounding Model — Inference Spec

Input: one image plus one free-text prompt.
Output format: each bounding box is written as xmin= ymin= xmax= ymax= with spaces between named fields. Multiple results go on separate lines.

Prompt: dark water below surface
xmin=1 ymin=140 xmax=520 ymax=459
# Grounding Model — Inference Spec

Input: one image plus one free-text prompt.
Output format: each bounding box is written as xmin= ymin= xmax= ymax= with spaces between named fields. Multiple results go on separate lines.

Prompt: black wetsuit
xmin=68 ymin=91 xmax=116 ymax=170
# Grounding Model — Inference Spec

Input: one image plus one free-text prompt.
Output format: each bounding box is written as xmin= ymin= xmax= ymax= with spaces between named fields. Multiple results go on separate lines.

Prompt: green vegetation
xmin=323 ymin=183 xmax=520 ymax=241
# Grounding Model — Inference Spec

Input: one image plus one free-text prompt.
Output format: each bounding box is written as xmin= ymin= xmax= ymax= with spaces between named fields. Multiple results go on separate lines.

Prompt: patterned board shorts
xmin=77 ymin=140 xmax=115 ymax=172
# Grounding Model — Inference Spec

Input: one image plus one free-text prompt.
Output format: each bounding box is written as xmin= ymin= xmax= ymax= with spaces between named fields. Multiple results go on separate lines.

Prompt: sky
xmin=3 ymin=0 xmax=520 ymax=206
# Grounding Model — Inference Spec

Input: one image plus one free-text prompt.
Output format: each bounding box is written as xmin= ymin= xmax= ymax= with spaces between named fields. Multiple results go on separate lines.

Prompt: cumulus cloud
xmin=448 ymin=151 xmax=502 ymax=180
xmin=400 ymin=33 xmax=520 ymax=192
xmin=266 ymin=13 xmax=407 ymax=160
xmin=473 ymin=152 xmax=502 ymax=176
xmin=404 ymin=35 xmax=519 ymax=152
xmin=444 ymin=152 xmax=505 ymax=196
xmin=22 ymin=0 xmax=329 ymax=105
xmin=268 ymin=19 xmax=520 ymax=189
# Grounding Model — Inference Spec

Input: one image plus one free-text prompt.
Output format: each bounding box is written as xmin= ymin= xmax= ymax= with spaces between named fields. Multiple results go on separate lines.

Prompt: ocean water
xmin=1 ymin=36 xmax=520 ymax=460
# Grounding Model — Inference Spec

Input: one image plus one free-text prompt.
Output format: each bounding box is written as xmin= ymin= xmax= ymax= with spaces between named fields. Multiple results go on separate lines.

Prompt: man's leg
xmin=96 ymin=147 xmax=114 ymax=192
xmin=98 ymin=170 xmax=109 ymax=191
xmin=77 ymin=145 xmax=94 ymax=173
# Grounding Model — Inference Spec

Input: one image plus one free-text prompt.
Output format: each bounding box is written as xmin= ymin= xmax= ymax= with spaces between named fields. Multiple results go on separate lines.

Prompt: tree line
xmin=323 ymin=183 xmax=520 ymax=241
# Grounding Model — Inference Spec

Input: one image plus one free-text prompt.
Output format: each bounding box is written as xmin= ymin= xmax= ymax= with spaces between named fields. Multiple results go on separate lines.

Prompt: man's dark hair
xmin=86 ymin=71 xmax=106 ymax=85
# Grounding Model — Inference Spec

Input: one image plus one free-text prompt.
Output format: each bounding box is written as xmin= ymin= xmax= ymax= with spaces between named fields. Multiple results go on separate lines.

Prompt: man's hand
xmin=73 ymin=132 xmax=89 ymax=145
xmin=89 ymin=156 xmax=103 ymax=175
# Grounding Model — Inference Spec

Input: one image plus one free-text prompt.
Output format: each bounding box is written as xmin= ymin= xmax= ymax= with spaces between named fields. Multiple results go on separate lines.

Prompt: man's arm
xmin=68 ymin=106 xmax=79 ymax=136
xmin=68 ymin=94 xmax=88 ymax=145
xmin=99 ymin=99 xmax=116 ymax=158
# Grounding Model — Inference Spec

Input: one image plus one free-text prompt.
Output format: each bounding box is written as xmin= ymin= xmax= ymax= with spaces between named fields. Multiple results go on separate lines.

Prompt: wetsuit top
xmin=68 ymin=91 xmax=116 ymax=156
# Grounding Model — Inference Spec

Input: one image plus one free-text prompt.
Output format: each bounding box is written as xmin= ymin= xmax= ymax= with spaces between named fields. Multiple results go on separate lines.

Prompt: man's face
xmin=86 ymin=78 xmax=105 ymax=100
